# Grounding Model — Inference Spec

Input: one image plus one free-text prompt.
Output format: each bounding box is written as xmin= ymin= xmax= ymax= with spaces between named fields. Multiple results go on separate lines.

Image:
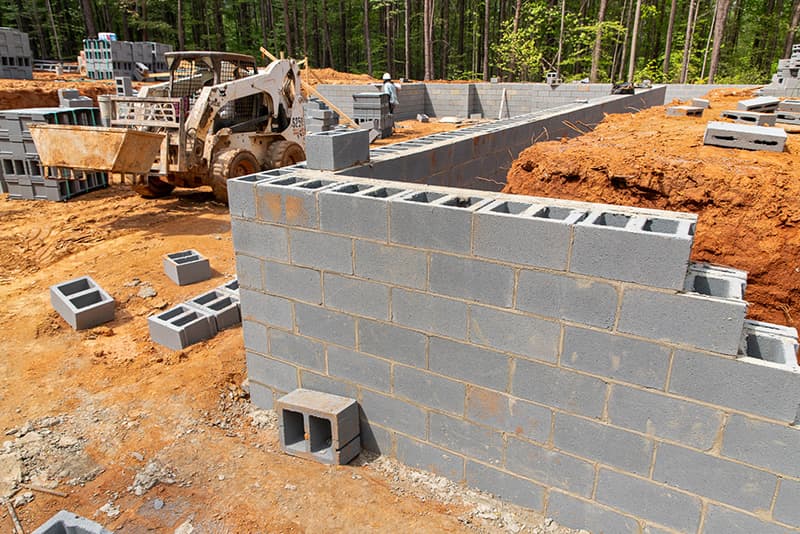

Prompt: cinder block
xmin=607 ymin=385 xmax=722 ymax=450
xmin=163 ymin=249 xmax=211 ymax=286
xmin=230 ymin=218 xmax=288 ymax=260
xmin=512 ymin=359 xmax=607 ymax=418
xmin=295 ymin=302 xmax=355 ymax=347
xmin=777 ymin=99 xmax=800 ymax=112
xmin=429 ymin=253 xmax=514 ymax=307
xmin=595 ymin=469 xmax=701 ymax=533
xmin=357 ymin=319 xmax=427 ymax=367
xmin=469 ymin=305 xmax=560 ymax=363
xmin=691 ymin=98 xmax=710 ymax=109
xmin=562 ymin=326 xmax=671 ymax=388
xmin=702 ymin=504 xmax=790 ymax=534
xmin=740 ymin=319 xmax=800 ymax=371
xmin=721 ymin=414 xmax=800 ymax=478
xmin=429 ymin=412 xmax=504 ymax=463
xmin=354 ymin=240 xmax=427 ymax=289
xmin=394 ymin=366 xmax=465 ymax=415
xmin=737 ymin=96 xmax=780 ymax=112
xmin=263 ymin=259 xmax=321 ymax=304
xmin=235 ymin=254 xmax=263 ymax=290
xmin=472 ymin=201 xmax=582 ymax=270
xmin=242 ymin=319 xmax=267 ymax=353
xmin=239 ymin=288 xmax=293 ymax=330
xmin=618 ymin=288 xmax=746 ymax=355
xmin=328 ymin=345 xmax=390 ymax=391
xmin=289 ymin=228 xmax=352 ymax=274
xmin=323 ymin=273 xmax=388 ymax=319
xmin=256 ymin=176 xmax=336 ymax=228
xmin=546 ymin=491 xmax=640 ymax=534
xmin=466 ymin=461 xmax=545 ymax=510
xmin=465 ymin=386 xmax=551 ymax=442
xmin=392 ymin=288 xmax=467 ymax=339
xmin=776 ymin=110 xmax=800 ymax=124
xmin=774 ymin=478 xmax=800 ymax=527
xmin=299 ymin=370 xmax=358 ymax=400
xmin=319 ymin=183 xmax=407 ymax=240
xmin=683 ymin=261 xmax=747 ymax=298
xmin=269 ymin=329 xmax=325 ymax=371
xmin=185 ymin=288 xmax=240 ymax=330
xmin=389 ymin=191 xmax=489 ymax=254
xmin=50 ymin=276 xmax=115 ymax=330
xmin=516 ymin=269 xmax=618 ymax=329
xmin=396 ymin=435 xmax=464 ymax=481
xmin=305 ymin=129 xmax=370 ymax=170
xmin=148 ymin=304 xmax=217 ymax=350
xmin=359 ymin=389 xmax=426 ymax=438
xmin=227 ymin=173 xmax=274 ymax=219
xmin=653 ymin=442 xmax=777 ymax=510
xmin=704 ymin=121 xmax=787 ymax=152
xmin=721 ymin=109 xmax=777 ymax=126
xmin=553 ymin=413 xmax=653 ymax=475
xmin=216 ymin=278 xmax=240 ymax=299
xmin=505 ymin=437 xmax=595 ymax=496
xmin=276 ymin=388 xmax=360 ymax=465
xmin=32 ymin=510 xmax=112 ymax=534
xmin=570 ymin=211 xmax=694 ymax=290
xmin=246 ymin=351 xmax=298 ymax=392
xmin=429 ymin=337 xmax=509 ymax=392
xmin=666 ymin=105 xmax=703 ymax=117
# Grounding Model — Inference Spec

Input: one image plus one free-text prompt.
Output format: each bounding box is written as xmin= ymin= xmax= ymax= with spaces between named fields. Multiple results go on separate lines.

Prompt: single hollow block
xmin=776 ymin=111 xmax=800 ymax=125
xmin=777 ymin=99 xmax=800 ymax=112
xmin=276 ymin=388 xmax=361 ymax=465
xmin=163 ymin=249 xmax=211 ymax=286
xmin=305 ymin=129 xmax=370 ymax=171
xmin=683 ymin=262 xmax=747 ymax=300
xmin=50 ymin=276 xmax=115 ymax=330
xmin=255 ymin=175 xmax=337 ymax=228
xmin=32 ymin=510 xmax=112 ymax=534
xmin=147 ymin=304 xmax=217 ymax=350
xmin=185 ymin=288 xmax=241 ymax=330
xmin=703 ymin=121 xmax=787 ymax=153
xmin=691 ymin=98 xmax=710 ymax=109
xmin=666 ymin=105 xmax=703 ymax=117
xmin=216 ymin=278 xmax=240 ymax=299
xmin=319 ymin=182 xmax=408 ymax=240
xmin=736 ymin=96 xmax=780 ymax=113
xmin=739 ymin=319 xmax=800 ymax=371
xmin=720 ymin=110 xmax=776 ymax=126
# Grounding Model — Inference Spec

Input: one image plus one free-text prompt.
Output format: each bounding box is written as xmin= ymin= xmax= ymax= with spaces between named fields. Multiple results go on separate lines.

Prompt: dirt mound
xmin=307 ymin=67 xmax=378 ymax=85
xmin=0 ymin=73 xmax=117 ymax=110
xmin=504 ymin=89 xmax=800 ymax=337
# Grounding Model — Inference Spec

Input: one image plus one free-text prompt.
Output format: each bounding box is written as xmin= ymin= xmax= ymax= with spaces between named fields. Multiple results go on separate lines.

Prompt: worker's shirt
xmin=383 ymin=81 xmax=399 ymax=105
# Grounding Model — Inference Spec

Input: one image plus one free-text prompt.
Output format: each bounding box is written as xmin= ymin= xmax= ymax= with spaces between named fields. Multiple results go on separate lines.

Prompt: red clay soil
xmin=504 ymin=88 xmax=800 ymax=344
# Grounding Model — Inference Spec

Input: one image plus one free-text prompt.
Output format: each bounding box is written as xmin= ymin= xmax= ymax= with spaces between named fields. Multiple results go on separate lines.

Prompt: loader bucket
xmin=28 ymin=124 xmax=165 ymax=174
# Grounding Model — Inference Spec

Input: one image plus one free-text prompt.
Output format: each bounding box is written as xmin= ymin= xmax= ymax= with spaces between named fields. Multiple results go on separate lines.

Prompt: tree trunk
xmin=481 ymin=0 xmax=489 ymax=80
xmin=679 ymin=0 xmax=697 ymax=83
xmin=662 ymin=0 xmax=677 ymax=77
xmin=211 ymin=0 xmax=225 ymax=50
xmin=364 ymin=0 xmax=373 ymax=75
xmin=707 ymin=0 xmax=731 ymax=83
xmin=784 ymin=0 xmax=800 ymax=58
xmin=556 ymin=0 xmax=566 ymax=76
xmin=617 ymin=0 xmax=633 ymax=80
xmin=301 ymin=0 xmax=308 ymax=58
xmin=589 ymin=0 xmax=608 ymax=82
xmin=29 ymin=0 xmax=48 ymax=58
xmin=45 ymin=0 xmax=61 ymax=59
xmin=440 ymin=0 xmax=450 ymax=78
xmin=423 ymin=0 xmax=434 ymax=79
xmin=281 ymin=0 xmax=293 ymax=56
xmin=339 ymin=0 xmax=348 ymax=70
xmin=627 ymin=0 xmax=642 ymax=81
xmin=456 ymin=0 xmax=465 ymax=66
xmin=177 ymin=0 xmax=185 ymax=50
xmin=79 ymin=0 xmax=96 ymax=37
xmin=405 ymin=0 xmax=411 ymax=78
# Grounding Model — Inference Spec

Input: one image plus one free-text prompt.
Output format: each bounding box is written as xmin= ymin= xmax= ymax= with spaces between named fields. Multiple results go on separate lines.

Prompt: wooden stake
xmin=21 ymin=484 xmax=67 ymax=498
xmin=5 ymin=500 xmax=24 ymax=534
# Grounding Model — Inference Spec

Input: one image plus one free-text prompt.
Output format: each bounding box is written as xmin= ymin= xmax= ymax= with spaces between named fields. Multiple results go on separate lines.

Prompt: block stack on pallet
xmin=0 ymin=27 xmax=32 ymax=79
xmin=0 ymin=107 xmax=109 ymax=201
xmin=82 ymin=39 xmax=172 ymax=80
xmin=305 ymin=98 xmax=339 ymax=133
xmin=352 ymin=93 xmax=393 ymax=139
xmin=761 ymin=43 xmax=800 ymax=96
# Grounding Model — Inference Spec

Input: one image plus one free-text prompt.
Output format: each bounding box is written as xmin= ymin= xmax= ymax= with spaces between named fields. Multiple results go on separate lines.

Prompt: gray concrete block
xmin=354 ymin=240 xmax=428 ymax=289
xmin=778 ymin=99 xmax=800 ymax=113
xmin=466 ymin=386 xmax=551 ymax=442
xmin=359 ymin=389 xmax=426 ymax=438
xmin=469 ymin=305 xmax=560 ymax=363
xmin=263 ymin=260 xmax=321 ymax=304
xmin=721 ymin=414 xmax=800 ymax=478
xmin=429 ymin=337 xmax=509 ymax=392
xmin=607 ymin=385 xmax=722 ymax=450
xmin=396 ymin=435 xmax=464 ymax=481
xmin=163 ymin=249 xmax=211 ymax=286
xmin=394 ymin=365 xmax=465 ymax=415
xmin=305 ymin=129 xmax=370 ymax=170
xmin=684 ymin=261 xmax=747 ymax=299
xmin=429 ymin=253 xmax=514 ymax=307
xmin=359 ymin=418 xmax=393 ymax=455
xmin=256 ymin=176 xmax=334 ymax=228
xmin=328 ymin=345 xmax=390 ymax=391
xmin=269 ymin=329 xmax=325 ymax=371
xmin=148 ymin=304 xmax=217 ymax=350
xmin=553 ymin=413 xmax=653 ymax=475
xmin=505 ymin=437 xmax=595 ymax=496
xmin=472 ymin=201 xmax=580 ymax=270
xmin=392 ymin=288 xmax=467 ymax=339
xmin=704 ymin=121 xmax=787 ymax=152
xmin=289 ymin=228 xmax=352 ymax=274
xmin=595 ymin=468 xmax=701 ymax=533
xmin=185 ymin=288 xmax=241 ymax=330
xmin=653 ymin=442 xmax=777 ymax=510
xmin=516 ymin=270 xmax=619 ymax=329
xmin=570 ymin=211 xmax=694 ymax=290
xmin=239 ymin=288 xmax=293 ymax=330
xmin=229 ymin=218 xmax=288 ymax=260
xmin=248 ymin=379 xmax=273 ymax=409
xmin=721 ymin=109 xmax=777 ymax=126
xmin=562 ymin=326 xmax=671 ymax=388
xmin=32 ymin=510 xmax=112 ymax=534
xmin=776 ymin=110 xmax=800 ymax=125
xmin=774 ymin=478 xmax=800 ymax=527
xmin=512 ymin=359 xmax=607 ymax=418
xmin=429 ymin=412 xmax=504 ymax=463
xmin=299 ymin=370 xmax=358 ymax=400
xmin=389 ymin=191 xmax=489 ymax=254
xmin=691 ymin=98 xmax=710 ymax=108
xmin=276 ymin=388 xmax=360 ymax=465
xmin=737 ymin=96 xmax=780 ymax=112
xmin=235 ymin=254 xmax=263 ymax=290
xmin=295 ymin=302 xmax=355 ymax=347
xmin=324 ymin=273 xmax=389 ymax=320
xmin=702 ymin=504 xmax=791 ymax=534
xmin=242 ymin=319 xmax=268 ymax=354
xmin=546 ymin=491 xmax=640 ymax=534
xmin=319 ymin=183 xmax=407 ymax=240
xmin=246 ymin=351 xmax=298 ymax=392
xmin=739 ymin=319 xmax=799 ymax=371
xmin=358 ymin=319 xmax=427 ymax=367
xmin=216 ymin=278 xmax=240 ymax=299
xmin=666 ymin=105 xmax=704 ymax=116
xmin=618 ymin=288 xmax=746 ymax=355
xmin=50 ymin=276 xmax=115 ymax=330
xmin=466 ymin=461 xmax=545 ymax=511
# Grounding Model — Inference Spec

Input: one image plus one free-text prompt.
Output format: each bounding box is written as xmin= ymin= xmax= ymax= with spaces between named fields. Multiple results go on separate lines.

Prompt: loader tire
xmin=267 ymin=140 xmax=305 ymax=169
xmin=134 ymin=175 xmax=176 ymax=198
xmin=211 ymin=149 xmax=260 ymax=204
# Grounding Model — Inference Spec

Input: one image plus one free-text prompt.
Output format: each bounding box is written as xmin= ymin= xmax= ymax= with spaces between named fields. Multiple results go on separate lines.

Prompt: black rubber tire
xmin=133 ymin=175 xmax=176 ymax=198
xmin=266 ymin=140 xmax=305 ymax=169
xmin=211 ymin=149 xmax=260 ymax=204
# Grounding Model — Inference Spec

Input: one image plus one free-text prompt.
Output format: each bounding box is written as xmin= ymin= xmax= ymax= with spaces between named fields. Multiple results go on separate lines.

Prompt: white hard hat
xmin=382 ymin=73 xmax=391 ymax=81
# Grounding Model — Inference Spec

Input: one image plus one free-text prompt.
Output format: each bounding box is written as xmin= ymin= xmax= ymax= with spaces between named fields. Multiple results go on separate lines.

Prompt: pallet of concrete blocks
xmin=50 ymin=276 xmax=115 ymax=330
xmin=737 ymin=96 xmax=780 ymax=113
xmin=665 ymin=105 xmax=703 ymax=117
xmin=276 ymin=389 xmax=361 ymax=465
xmin=720 ymin=109 xmax=776 ymax=126
xmin=739 ymin=319 xmax=800 ymax=372
xmin=148 ymin=303 xmax=217 ymax=350
xmin=305 ymin=103 xmax=339 ymax=133
xmin=703 ymin=121 xmax=787 ymax=152
xmin=163 ymin=249 xmax=211 ymax=286
xmin=0 ymin=27 xmax=32 ymax=79
xmin=32 ymin=510 xmax=112 ymax=534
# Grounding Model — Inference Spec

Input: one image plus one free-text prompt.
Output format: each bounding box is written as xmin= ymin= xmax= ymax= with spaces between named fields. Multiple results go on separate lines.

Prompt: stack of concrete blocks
xmin=0 ymin=27 xmax=32 ymax=79
xmin=704 ymin=121 xmax=787 ymax=152
xmin=760 ymin=44 xmax=800 ymax=96
xmin=352 ymin=93 xmax=393 ymax=139
xmin=665 ymin=105 xmax=703 ymax=117
xmin=777 ymin=99 xmax=800 ymax=125
xmin=83 ymin=39 xmax=172 ymax=80
xmin=305 ymin=98 xmax=339 ymax=133
xmin=231 ymin=166 xmax=800 ymax=534
xmin=58 ymin=88 xmax=94 ymax=108
xmin=50 ymin=276 xmax=115 ymax=330
xmin=32 ymin=510 xmax=111 ymax=534
xmin=316 ymin=83 xmax=426 ymax=121
xmin=0 ymin=107 xmax=109 ymax=201
xmin=305 ymin=129 xmax=370 ymax=171
xmin=33 ymin=60 xmax=80 ymax=73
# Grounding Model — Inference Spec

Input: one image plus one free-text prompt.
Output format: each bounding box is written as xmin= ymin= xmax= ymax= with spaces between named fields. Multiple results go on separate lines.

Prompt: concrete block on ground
xmin=721 ymin=109 xmax=777 ymax=126
xmin=505 ymin=437 xmax=595 ymax=496
xmin=777 ymin=99 xmax=800 ymax=112
xmin=396 ymin=435 xmax=464 ymax=481
xmin=704 ymin=121 xmax=787 ymax=152
xmin=466 ymin=386 xmax=551 ymax=443
xmin=163 ymin=249 xmax=211 ymax=286
xmin=512 ymin=359 xmax=607 ymax=418
xmin=185 ymin=288 xmax=241 ymax=330
xmin=774 ymin=478 xmax=800 ymax=527
xmin=666 ymin=105 xmax=703 ymax=117
xmin=702 ymin=504 xmax=791 ymax=534
xmin=739 ymin=319 xmax=799 ymax=371
xmin=469 ymin=305 xmax=560 ymax=363
xmin=50 ymin=275 xmax=115 ymax=330
xmin=216 ymin=278 xmax=240 ymax=299
xmin=319 ymin=183 xmax=407 ymax=240
xmin=466 ymin=461 xmax=545 ymax=511
xmin=305 ymin=129 xmax=370 ymax=171
xmin=394 ymin=365 xmax=465 ymax=415
xmin=547 ymin=491 xmax=640 ymax=534
xmin=429 ymin=253 xmax=514 ymax=307
xmin=32 ymin=510 xmax=112 ymax=534
xmin=736 ymin=96 xmax=780 ymax=112
xmin=276 ymin=388 xmax=360 ymax=465
xmin=429 ymin=337 xmax=509 ymax=392
xmin=720 ymin=414 xmax=800 ymax=478
xmin=148 ymin=303 xmax=217 ymax=350
xmin=691 ymin=98 xmax=710 ymax=109
xmin=776 ymin=110 xmax=800 ymax=125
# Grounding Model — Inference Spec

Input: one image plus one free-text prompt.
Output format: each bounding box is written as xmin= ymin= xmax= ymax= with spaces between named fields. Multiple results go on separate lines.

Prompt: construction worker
xmin=382 ymin=73 xmax=399 ymax=114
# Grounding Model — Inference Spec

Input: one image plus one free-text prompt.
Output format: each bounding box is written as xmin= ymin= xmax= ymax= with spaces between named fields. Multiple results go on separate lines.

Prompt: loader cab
xmin=164 ymin=51 xmax=258 ymax=105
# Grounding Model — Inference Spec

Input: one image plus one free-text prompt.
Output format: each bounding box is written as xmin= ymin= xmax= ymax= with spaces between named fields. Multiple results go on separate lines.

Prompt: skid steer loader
xmin=30 ymin=51 xmax=306 ymax=202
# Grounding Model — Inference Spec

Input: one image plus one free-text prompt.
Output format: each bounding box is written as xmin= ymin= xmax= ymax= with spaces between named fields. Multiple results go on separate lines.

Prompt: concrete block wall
xmin=230 ymin=170 xmax=800 ymax=534
xmin=315 ymin=83 xmax=426 ymax=121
